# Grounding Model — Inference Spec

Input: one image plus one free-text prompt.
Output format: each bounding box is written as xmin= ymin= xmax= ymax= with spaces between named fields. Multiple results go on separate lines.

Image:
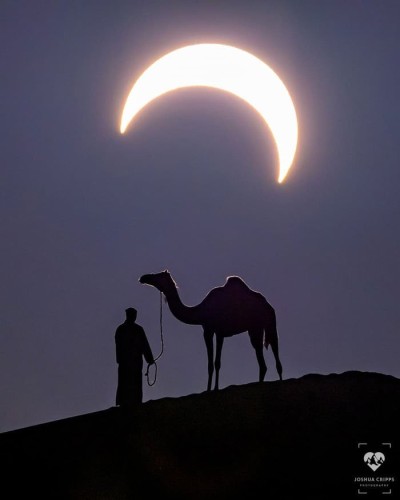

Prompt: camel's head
xmin=139 ymin=270 xmax=176 ymax=294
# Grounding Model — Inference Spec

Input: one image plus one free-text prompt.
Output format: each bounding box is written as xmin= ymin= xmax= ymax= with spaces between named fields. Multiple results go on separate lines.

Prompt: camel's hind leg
xmin=271 ymin=339 xmax=283 ymax=381
xmin=203 ymin=328 xmax=214 ymax=391
xmin=268 ymin=326 xmax=283 ymax=381
xmin=249 ymin=329 xmax=267 ymax=382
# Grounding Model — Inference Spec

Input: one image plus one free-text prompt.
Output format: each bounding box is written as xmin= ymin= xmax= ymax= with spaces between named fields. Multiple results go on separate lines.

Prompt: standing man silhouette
xmin=115 ymin=307 xmax=154 ymax=408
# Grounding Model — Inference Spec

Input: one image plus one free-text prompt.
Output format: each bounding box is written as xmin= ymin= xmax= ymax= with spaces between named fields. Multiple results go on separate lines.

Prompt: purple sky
xmin=1 ymin=1 xmax=399 ymax=432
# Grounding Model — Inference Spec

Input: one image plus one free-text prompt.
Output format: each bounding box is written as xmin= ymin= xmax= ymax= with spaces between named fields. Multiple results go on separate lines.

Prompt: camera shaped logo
xmin=363 ymin=451 xmax=385 ymax=471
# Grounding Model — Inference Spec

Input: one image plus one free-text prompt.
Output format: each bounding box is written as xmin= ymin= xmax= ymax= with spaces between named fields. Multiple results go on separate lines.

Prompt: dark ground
xmin=2 ymin=371 xmax=399 ymax=499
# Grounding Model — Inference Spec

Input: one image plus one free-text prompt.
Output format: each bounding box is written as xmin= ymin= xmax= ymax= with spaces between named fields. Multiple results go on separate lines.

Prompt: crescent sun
xmin=120 ymin=43 xmax=298 ymax=183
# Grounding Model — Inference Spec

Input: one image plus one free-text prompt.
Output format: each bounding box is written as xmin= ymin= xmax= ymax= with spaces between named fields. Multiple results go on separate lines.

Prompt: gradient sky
xmin=1 ymin=1 xmax=400 ymax=432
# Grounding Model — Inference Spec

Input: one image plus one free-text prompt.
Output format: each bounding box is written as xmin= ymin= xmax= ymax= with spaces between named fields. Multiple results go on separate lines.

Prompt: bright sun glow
xmin=120 ymin=44 xmax=298 ymax=183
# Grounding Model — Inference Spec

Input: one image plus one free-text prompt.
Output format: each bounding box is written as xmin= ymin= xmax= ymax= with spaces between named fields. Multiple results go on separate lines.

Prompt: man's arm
xmin=140 ymin=328 xmax=155 ymax=365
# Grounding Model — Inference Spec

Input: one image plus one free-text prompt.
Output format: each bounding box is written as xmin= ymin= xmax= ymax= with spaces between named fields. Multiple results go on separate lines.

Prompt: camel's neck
xmin=163 ymin=283 xmax=203 ymax=326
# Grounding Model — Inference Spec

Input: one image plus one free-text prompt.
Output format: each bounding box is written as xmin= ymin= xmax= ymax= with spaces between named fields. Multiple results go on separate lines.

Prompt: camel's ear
xmin=163 ymin=269 xmax=169 ymax=274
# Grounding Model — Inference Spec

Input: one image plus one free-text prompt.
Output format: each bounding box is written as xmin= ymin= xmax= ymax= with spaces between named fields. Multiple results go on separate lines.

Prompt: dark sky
xmin=1 ymin=1 xmax=399 ymax=432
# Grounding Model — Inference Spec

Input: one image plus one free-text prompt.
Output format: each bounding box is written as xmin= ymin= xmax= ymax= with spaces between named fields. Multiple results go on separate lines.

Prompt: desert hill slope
xmin=2 ymin=371 xmax=399 ymax=499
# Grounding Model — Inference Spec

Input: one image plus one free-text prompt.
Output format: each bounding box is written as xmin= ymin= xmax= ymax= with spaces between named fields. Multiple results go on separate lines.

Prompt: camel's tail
xmin=264 ymin=309 xmax=283 ymax=380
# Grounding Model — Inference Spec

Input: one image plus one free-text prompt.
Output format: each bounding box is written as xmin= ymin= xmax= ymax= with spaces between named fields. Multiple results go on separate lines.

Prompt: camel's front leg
xmin=249 ymin=330 xmax=267 ymax=382
xmin=203 ymin=329 xmax=214 ymax=391
xmin=214 ymin=335 xmax=224 ymax=390
xmin=255 ymin=345 xmax=267 ymax=382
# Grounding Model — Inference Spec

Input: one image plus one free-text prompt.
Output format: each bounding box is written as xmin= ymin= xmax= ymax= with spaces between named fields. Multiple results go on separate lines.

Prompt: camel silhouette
xmin=139 ymin=271 xmax=283 ymax=391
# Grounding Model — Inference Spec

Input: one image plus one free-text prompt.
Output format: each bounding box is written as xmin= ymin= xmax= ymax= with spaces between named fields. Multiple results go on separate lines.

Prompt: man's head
xmin=125 ymin=307 xmax=137 ymax=322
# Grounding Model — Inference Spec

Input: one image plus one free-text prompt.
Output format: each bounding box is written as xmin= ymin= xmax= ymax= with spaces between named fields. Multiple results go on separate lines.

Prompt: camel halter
xmin=145 ymin=291 xmax=165 ymax=386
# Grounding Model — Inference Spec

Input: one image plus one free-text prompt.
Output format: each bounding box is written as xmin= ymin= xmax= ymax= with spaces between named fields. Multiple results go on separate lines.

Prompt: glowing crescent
xmin=120 ymin=44 xmax=298 ymax=183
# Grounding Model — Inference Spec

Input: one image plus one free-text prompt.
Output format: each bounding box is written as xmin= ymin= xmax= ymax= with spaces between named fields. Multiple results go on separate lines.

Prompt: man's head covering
xmin=125 ymin=307 xmax=137 ymax=320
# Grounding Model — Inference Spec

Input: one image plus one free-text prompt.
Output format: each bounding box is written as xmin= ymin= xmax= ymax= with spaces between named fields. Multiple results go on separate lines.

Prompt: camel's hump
xmin=225 ymin=276 xmax=265 ymax=298
xmin=225 ymin=276 xmax=249 ymax=288
xmin=204 ymin=276 xmax=268 ymax=305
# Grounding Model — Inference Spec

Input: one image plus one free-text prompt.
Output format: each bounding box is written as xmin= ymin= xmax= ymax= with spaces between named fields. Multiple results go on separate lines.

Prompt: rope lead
xmin=145 ymin=291 xmax=164 ymax=386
